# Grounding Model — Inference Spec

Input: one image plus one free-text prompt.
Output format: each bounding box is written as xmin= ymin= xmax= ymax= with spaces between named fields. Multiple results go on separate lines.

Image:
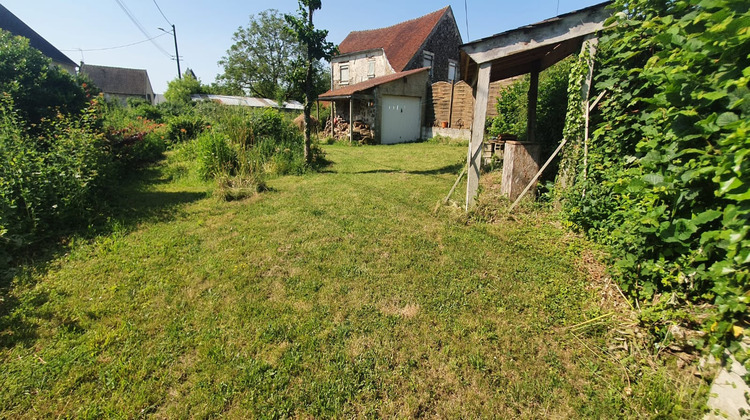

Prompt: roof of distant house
xmin=191 ymin=94 xmax=304 ymax=110
xmin=318 ymin=68 xmax=430 ymax=100
xmin=79 ymin=64 xmax=154 ymax=96
xmin=0 ymin=3 xmax=77 ymax=68
xmin=337 ymin=7 xmax=450 ymax=72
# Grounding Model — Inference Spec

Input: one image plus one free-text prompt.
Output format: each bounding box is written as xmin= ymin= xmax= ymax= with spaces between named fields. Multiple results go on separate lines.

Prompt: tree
xmin=217 ymin=10 xmax=303 ymax=100
xmin=0 ymin=30 xmax=88 ymax=127
xmin=285 ymin=0 xmax=337 ymax=163
xmin=164 ymin=71 xmax=204 ymax=105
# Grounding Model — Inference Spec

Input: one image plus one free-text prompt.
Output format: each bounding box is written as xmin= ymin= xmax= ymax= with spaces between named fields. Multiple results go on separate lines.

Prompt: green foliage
xmin=196 ymin=131 xmax=238 ymax=179
xmin=166 ymin=114 xmax=208 ymax=143
xmin=561 ymin=0 xmax=750 ymax=361
xmin=487 ymin=59 xmax=571 ymax=147
xmin=217 ymin=9 xmax=321 ymax=101
xmin=0 ymin=95 xmax=109 ymax=257
xmin=0 ymin=30 xmax=89 ymax=128
xmin=164 ymin=72 xmax=205 ymax=105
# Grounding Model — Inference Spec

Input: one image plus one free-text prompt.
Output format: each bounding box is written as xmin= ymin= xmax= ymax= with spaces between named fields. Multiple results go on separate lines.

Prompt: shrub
xmin=560 ymin=0 xmax=749 ymax=361
xmin=196 ymin=131 xmax=237 ymax=180
xmin=0 ymin=29 xmax=89 ymax=128
xmin=0 ymin=95 xmax=110 ymax=258
xmin=166 ymin=114 xmax=208 ymax=143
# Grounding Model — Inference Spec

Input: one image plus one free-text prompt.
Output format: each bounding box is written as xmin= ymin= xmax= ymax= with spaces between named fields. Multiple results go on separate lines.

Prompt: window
xmin=339 ymin=64 xmax=349 ymax=85
xmin=367 ymin=58 xmax=376 ymax=79
xmin=448 ymin=61 xmax=458 ymax=81
xmin=422 ymin=51 xmax=434 ymax=78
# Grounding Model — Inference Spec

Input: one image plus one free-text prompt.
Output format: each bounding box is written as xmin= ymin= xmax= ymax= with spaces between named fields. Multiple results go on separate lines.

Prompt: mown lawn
xmin=1 ymin=142 xmax=704 ymax=418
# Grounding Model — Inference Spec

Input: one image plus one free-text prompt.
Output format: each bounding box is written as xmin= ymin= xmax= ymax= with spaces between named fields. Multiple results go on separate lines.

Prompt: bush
xmin=560 ymin=0 xmax=749 ymax=361
xmin=0 ymin=95 xmax=110 ymax=259
xmin=487 ymin=59 xmax=571 ymax=147
xmin=196 ymin=131 xmax=237 ymax=180
xmin=0 ymin=29 xmax=89 ymax=128
xmin=166 ymin=114 xmax=208 ymax=143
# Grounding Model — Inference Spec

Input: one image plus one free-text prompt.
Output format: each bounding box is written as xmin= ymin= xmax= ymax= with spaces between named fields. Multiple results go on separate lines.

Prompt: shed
xmin=460 ymin=1 xmax=612 ymax=208
xmin=318 ymin=68 xmax=430 ymax=144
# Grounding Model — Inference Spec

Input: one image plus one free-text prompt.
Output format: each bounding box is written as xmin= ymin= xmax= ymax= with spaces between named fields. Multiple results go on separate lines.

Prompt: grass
xmin=0 ymin=142 xmax=706 ymax=418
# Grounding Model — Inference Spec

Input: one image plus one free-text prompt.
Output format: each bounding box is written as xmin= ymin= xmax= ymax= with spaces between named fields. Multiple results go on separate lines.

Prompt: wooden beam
xmin=349 ymin=98 xmax=354 ymax=144
xmin=527 ymin=61 xmax=540 ymax=144
xmin=465 ymin=62 xmax=492 ymax=210
xmin=462 ymin=4 xmax=610 ymax=65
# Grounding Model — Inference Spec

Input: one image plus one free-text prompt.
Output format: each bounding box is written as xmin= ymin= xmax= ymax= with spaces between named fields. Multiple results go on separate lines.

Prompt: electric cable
xmin=61 ymin=32 xmax=170 ymax=52
xmin=113 ymin=0 xmax=172 ymax=58
xmin=152 ymin=0 xmax=173 ymax=26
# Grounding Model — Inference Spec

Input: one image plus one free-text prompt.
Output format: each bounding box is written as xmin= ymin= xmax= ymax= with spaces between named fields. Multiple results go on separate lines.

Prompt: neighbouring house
xmin=0 ymin=4 xmax=77 ymax=74
xmin=319 ymin=6 xmax=463 ymax=144
xmin=79 ymin=64 xmax=155 ymax=105
xmin=191 ymin=94 xmax=304 ymax=111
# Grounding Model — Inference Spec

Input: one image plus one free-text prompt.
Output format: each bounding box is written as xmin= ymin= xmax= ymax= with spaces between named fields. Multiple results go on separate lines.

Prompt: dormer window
xmin=422 ymin=51 xmax=434 ymax=78
xmin=340 ymin=64 xmax=350 ymax=85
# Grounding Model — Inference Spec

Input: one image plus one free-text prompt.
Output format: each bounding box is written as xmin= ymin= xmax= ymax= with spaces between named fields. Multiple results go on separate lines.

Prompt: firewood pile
xmin=325 ymin=118 xmax=375 ymax=143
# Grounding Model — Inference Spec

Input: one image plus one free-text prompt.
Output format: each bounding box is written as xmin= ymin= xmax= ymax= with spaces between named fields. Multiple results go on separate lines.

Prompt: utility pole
xmin=172 ymin=24 xmax=181 ymax=79
xmin=159 ymin=25 xmax=181 ymax=79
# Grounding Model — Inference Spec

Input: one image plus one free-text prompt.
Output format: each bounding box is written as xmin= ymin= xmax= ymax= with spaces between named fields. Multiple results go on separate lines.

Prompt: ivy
xmin=560 ymin=0 xmax=749 ymax=365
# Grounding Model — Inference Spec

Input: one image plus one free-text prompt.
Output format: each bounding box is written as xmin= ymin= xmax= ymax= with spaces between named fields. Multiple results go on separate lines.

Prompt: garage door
xmin=381 ymin=95 xmax=422 ymax=144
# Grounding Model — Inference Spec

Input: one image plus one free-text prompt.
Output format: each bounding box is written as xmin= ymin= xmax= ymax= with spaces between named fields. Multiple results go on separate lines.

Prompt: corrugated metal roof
xmin=191 ymin=94 xmax=304 ymax=110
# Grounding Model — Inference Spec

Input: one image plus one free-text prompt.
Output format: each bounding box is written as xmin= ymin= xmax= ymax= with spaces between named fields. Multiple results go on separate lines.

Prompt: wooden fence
xmin=429 ymin=78 xmax=520 ymax=129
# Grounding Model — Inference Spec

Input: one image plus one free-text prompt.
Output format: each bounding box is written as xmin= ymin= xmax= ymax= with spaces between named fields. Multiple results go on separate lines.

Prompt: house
xmin=0 ymin=4 xmax=77 ymax=74
xmin=320 ymin=6 xmax=463 ymax=144
xmin=79 ymin=64 xmax=155 ymax=105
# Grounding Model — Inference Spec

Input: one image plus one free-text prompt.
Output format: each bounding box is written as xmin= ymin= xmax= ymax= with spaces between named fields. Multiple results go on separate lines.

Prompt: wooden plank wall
xmin=430 ymin=77 xmax=522 ymax=129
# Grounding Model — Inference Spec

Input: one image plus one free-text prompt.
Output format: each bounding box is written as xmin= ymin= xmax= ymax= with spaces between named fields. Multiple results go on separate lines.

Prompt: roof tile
xmin=337 ymin=7 xmax=449 ymax=72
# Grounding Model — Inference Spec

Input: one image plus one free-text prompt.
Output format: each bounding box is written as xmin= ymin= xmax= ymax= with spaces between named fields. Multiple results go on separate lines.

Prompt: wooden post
xmin=581 ymin=36 xmax=598 ymax=186
xmin=349 ymin=97 xmax=354 ymax=144
xmin=465 ymin=62 xmax=492 ymax=210
xmin=527 ymin=61 xmax=540 ymax=144
xmin=448 ymin=80 xmax=456 ymax=128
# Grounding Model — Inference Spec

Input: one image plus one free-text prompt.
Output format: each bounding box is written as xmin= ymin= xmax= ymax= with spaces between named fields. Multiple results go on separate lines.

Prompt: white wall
xmin=331 ymin=49 xmax=393 ymax=89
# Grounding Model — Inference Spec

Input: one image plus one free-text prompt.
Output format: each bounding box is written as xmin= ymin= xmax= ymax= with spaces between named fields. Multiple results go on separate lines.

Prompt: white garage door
xmin=381 ymin=95 xmax=422 ymax=144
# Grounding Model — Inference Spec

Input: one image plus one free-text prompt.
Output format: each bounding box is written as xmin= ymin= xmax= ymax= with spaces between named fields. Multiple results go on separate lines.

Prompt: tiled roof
xmin=79 ymin=64 xmax=154 ymax=96
xmin=0 ymin=4 xmax=77 ymax=68
xmin=318 ymin=68 xmax=429 ymax=99
xmin=337 ymin=7 xmax=449 ymax=72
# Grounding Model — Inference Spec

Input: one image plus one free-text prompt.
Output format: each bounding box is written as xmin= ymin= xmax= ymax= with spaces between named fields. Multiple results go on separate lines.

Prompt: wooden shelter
xmin=460 ymin=2 xmax=612 ymax=209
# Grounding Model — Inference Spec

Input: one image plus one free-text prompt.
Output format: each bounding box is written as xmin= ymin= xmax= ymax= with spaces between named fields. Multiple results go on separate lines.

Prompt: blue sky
xmin=1 ymin=0 xmax=605 ymax=93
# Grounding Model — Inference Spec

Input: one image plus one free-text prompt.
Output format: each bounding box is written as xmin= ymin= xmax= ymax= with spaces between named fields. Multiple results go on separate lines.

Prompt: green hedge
xmin=561 ymin=0 xmax=749 ymax=361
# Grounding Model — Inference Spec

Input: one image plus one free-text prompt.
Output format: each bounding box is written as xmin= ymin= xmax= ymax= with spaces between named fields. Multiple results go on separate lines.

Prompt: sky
xmin=1 ymin=0 xmax=606 ymax=94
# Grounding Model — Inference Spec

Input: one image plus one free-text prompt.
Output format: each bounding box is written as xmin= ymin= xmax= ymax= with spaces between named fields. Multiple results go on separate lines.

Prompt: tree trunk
xmin=303 ymin=5 xmax=314 ymax=164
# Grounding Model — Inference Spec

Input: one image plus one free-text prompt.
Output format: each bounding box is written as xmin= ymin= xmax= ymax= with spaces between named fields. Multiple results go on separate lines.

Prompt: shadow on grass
xmin=0 ymin=164 xmax=206 ymax=350
xmin=354 ymin=161 xmax=464 ymax=176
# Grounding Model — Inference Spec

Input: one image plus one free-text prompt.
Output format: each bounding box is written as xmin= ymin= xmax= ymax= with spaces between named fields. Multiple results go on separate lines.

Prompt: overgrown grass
xmin=0 ymin=143 xmax=706 ymax=417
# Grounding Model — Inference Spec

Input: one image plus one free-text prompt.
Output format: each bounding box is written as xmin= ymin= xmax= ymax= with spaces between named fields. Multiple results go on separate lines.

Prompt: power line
xmin=464 ymin=0 xmax=470 ymax=41
xmin=61 ymin=33 xmax=170 ymax=52
xmin=113 ymin=0 xmax=172 ymax=58
xmin=152 ymin=0 xmax=172 ymax=26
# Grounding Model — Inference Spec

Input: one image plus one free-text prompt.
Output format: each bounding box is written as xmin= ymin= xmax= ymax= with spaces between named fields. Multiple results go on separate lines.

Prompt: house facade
xmin=331 ymin=6 xmax=463 ymax=89
xmin=321 ymin=6 xmax=463 ymax=144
